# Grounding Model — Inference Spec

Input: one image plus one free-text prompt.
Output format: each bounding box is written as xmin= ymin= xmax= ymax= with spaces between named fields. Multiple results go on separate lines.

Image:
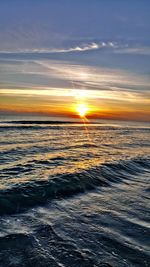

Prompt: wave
xmin=0 ymin=122 xmax=128 ymax=131
xmin=0 ymin=157 xmax=149 ymax=215
xmin=0 ymin=224 xmax=105 ymax=267
xmin=0 ymin=125 xmax=62 ymax=130
xmin=0 ymin=143 xmax=98 ymax=160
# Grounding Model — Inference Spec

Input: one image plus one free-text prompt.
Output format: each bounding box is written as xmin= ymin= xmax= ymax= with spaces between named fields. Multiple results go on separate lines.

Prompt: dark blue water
xmin=0 ymin=120 xmax=150 ymax=267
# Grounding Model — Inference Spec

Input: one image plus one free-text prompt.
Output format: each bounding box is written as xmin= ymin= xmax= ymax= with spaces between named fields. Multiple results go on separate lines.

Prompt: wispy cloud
xmin=0 ymin=41 xmax=150 ymax=56
xmin=0 ymin=59 xmax=149 ymax=106
xmin=37 ymin=60 xmax=150 ymax=90
xmin=1 ymin=58 xmax=149 ymax=90
xmin=1 ymin=87 xmax=149 ymax=104
xmin=0 ymin=42 xmax=116 ymax=54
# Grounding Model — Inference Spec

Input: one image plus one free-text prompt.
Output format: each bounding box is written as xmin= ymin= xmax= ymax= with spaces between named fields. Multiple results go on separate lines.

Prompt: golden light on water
xmin=76 ymin=103 xmax=89 ymax=118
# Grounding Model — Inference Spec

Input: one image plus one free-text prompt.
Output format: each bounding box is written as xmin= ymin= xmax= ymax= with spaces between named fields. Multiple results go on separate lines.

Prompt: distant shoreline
xmin=0 ymin=120 xmax=96 ymax=124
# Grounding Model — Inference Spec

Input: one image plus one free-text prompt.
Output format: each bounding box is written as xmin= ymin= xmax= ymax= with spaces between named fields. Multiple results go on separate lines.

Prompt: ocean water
xmin=0 ymin=120 xmax=150 ymax=267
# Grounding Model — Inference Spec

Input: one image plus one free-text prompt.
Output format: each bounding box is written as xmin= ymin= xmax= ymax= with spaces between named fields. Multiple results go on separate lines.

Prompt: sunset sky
xmin=0 ymin=0 xmax=150 ymax=121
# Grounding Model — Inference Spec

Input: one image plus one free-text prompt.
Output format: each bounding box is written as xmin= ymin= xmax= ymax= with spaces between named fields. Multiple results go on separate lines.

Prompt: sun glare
xmin=76 ymin=103 xmax=88 ymax=117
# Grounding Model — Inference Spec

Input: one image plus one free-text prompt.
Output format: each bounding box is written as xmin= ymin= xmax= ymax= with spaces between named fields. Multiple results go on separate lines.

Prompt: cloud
xmin=0 ymin=42 xmax=117 ymax=54
xmin=0 ymin=41 xmax=150 ymax=56
xmin=36 ymin=60 xmax=150 ymax=90
xmin=0 ymin=59 xmax=149 ymax=105
xmin=1 ymin=58 xmax=149 ymax=92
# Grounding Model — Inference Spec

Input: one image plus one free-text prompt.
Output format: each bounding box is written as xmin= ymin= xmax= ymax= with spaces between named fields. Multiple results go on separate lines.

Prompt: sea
xmin=0 ymin=117 xmax=150 ymax=267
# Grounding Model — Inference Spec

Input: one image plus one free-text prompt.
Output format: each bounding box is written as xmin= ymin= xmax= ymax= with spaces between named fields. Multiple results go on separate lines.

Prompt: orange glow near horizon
xmin=0 ymin=88 xmax=150 ymax=122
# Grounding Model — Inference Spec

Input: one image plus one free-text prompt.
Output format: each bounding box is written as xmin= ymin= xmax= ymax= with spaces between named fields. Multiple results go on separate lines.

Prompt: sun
xmin=76 ymin=103 xmax=88 ymax=118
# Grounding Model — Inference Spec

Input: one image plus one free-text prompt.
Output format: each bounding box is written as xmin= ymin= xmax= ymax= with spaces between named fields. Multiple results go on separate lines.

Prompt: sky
xmin=0 ymin=0 xmax=150 ymax=121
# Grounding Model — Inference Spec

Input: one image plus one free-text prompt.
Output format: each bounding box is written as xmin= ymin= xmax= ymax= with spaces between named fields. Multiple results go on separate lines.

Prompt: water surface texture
xmin=0 ymin=121 xmax=150 ymax=267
